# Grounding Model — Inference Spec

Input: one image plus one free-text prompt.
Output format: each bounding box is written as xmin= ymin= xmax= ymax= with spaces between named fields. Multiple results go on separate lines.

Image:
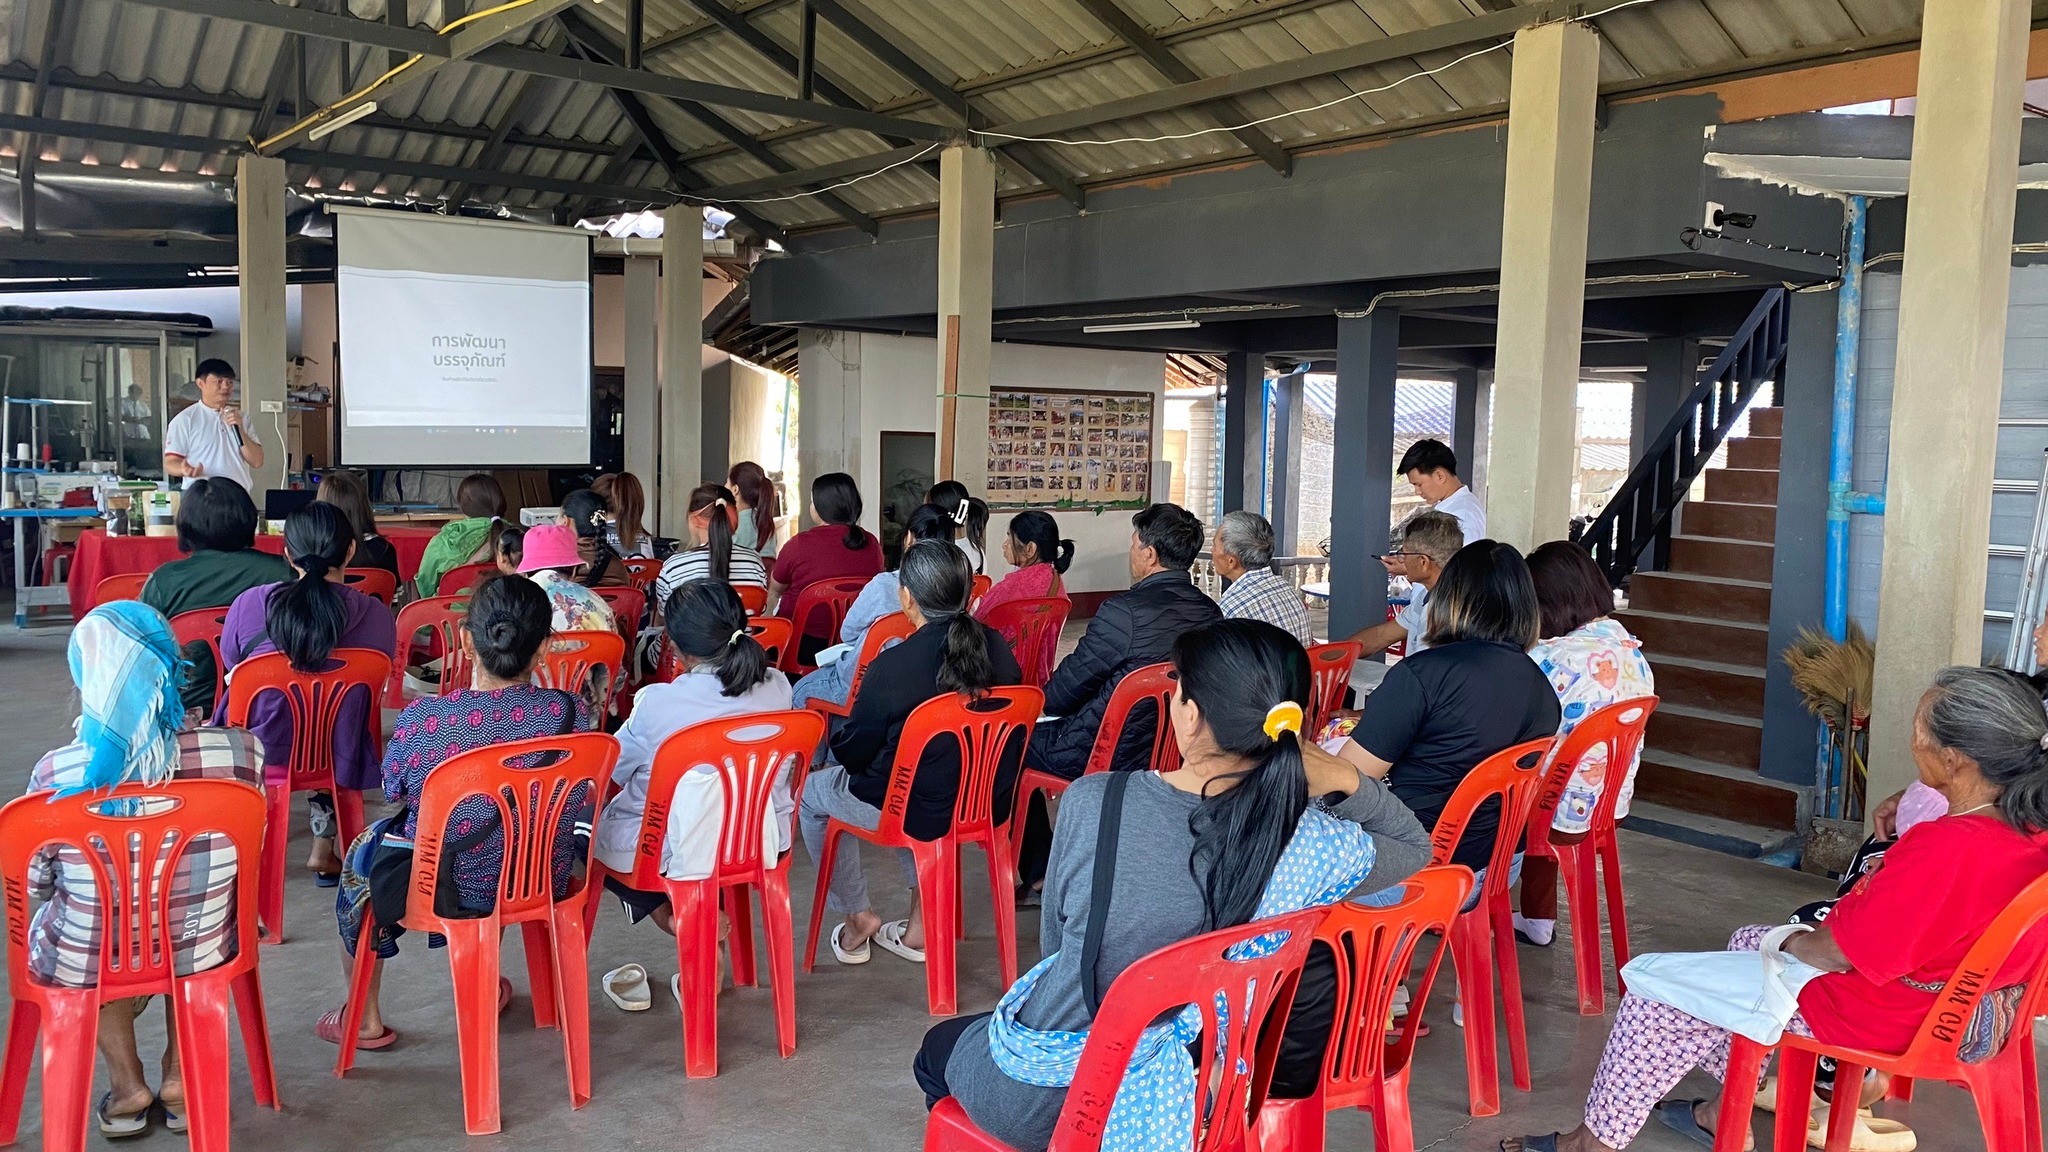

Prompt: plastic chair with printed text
xmin=808 ymin=612 xmax=917 ymax=720
xmin=385 ymin=594 xmax=474 ymax=708
xmin=1252 ymin=866 xmax=1474 ymax=1152
xmin=657 ymin=617 xmax=795 ymax=685
xmin=805 ymin=686 xmax=1042 ymax=1016
xmin=735 ymin=584 xmax=769 ymax=615
xmin=781 ymin=578 xmax=870 ymax=675
xmin=924 ymin=906 xmax=1328 ymax=1152
xmin=170 ymin=607 xmax=232 ymax=710
xmin=332 ymin=733 xmax=616 ymax=1135
xmin=1713 ymin=871 xmax=2048 ymax=1152
xmin=92 ymin=572 xmax=150 ymax=607
xmin=1010 ymin=661 xmax=1179 ymax=868
xmin=618 ymin=558 xmax=659 ymax=595
xmin=342 ymin=568 xmax=398 ymax=606
xmin=585 ymin=710 xmax=826 ymax=1077
xmin=1304 ymin=641 xmax=1364 ymax=735
xmin=534 ymin=630 xmax=628 ymax=723
xmin=437 ymin=561 xmax=497 ymax=597
xmin=978 ymin=597 xmax=1071 ymax=689
xmin=1428 ymin=737 xmax=1554 ymax=1118
xmin=225 ymin=648 xmax=392 ymax=946
xmin=0 ymin=780 xmax=279 ymax=1152
xmin=1525 ymin=696 xmax=1658 ymax=1016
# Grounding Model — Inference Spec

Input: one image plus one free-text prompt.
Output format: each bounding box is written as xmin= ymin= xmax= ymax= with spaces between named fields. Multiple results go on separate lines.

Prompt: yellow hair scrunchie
xmin=1263 ymin=701 xmax=1304 ymax=741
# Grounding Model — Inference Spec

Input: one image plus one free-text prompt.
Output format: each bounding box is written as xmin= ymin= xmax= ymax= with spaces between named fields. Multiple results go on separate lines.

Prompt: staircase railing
xmin=1574 ymin=287 xmax=1792 ymax=587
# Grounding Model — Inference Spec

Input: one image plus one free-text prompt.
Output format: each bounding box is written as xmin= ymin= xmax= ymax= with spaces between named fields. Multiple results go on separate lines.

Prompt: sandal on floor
xmin=603 ymin=963 xmax=652 ymax=1011
xmin=830 ymin=923 xmax=871 ymax=965
xmin=315 ymin=1007 xmax=398 ymax=1050
xmin=96 ymin=1092 xmax=152 ymax=1138
xmin=313 ymin=871 xmax=340 ymax=889
xmin=1654 ymin=1099 xmax=1720 ymax=1149
xmin=158 ymin=1098 xmax=187 ymax=1134
xmin=1806 ymin=1109 xmax=1917 ymax=1152
xmin=498 ymin=977 xmax=513 ymax=1014
xmin=1500 ymin=1136 xmax=1557 ymax=1152
xmin=874 ymin=919 xmax=926 ymax=964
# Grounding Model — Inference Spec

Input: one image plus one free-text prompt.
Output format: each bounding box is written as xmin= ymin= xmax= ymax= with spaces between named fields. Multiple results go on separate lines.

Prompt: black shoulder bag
xmin=1079 ymin=767 xmax=1133 ymax=1016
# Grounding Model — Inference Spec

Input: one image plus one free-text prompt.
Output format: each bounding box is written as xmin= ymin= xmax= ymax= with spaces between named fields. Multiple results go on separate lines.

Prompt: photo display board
xmin=987 ymin=388 xmax=1154 ymax=510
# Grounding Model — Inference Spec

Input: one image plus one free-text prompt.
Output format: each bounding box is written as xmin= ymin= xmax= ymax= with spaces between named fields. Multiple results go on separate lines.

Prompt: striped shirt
xmin=654 ymin=544 xmax=768 ymax=611
xmin=27 ymin=728 xmax=263 ymax=988
xmin=1219 ymin=566 xmax=1316 ymax=647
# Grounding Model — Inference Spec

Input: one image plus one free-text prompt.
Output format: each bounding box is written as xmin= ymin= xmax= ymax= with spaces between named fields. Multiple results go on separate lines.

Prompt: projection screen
xmin=335 ymin=208 xmax=592 ymax=466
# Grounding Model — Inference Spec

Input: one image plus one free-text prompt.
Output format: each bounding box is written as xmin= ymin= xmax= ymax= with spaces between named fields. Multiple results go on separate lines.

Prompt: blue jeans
xmin=1358 ymin=851 xmax=1522 ymax=914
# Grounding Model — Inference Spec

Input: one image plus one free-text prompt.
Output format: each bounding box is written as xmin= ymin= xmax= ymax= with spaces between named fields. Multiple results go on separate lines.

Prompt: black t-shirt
xmin=1349 ymin=639 xmax=1560 ymax=869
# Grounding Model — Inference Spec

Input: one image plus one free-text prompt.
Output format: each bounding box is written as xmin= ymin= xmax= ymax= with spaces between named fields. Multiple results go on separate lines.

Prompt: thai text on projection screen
xmin=334 ymin=208 xmax=592 ymax=467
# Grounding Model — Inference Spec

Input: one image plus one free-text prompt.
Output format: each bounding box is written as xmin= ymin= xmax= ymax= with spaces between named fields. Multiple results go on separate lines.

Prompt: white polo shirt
xmin=1432 ymin=485 xmax=1486 ymax=544
xmin=163 ymin=401 xmax=255 ymax=492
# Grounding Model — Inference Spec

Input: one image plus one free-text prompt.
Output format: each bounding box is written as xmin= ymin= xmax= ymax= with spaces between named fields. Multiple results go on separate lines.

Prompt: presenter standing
xmin=163 ymin=359 xmax=263 ymax=491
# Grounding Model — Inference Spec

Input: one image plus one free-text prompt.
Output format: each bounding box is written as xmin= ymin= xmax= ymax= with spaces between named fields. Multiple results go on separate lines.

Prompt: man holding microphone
xmin=163 ymin=359 xmax=264 ymax=491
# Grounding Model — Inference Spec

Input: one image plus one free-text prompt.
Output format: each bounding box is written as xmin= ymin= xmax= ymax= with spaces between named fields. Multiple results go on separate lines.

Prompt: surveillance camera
xmin=1717 ymin=209 xmax=1758 ymax=230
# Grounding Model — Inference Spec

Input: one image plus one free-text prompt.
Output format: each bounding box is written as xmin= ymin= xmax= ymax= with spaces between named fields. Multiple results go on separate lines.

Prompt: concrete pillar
xmin=658 ymin=205 xmax=703 ymax=538
xmin=1867 ymin=0 xmax=2030 ymax=807
xmin=622 ymin=255 xmax=659 ymax=523
xmin=1760 ymin=290 xmax=1837 ymax=790
xmin=1469 ymin=370 xmax=1493 ymax=501
xmin=935 ymin=146 xmax=995 ymax=491
xmin=700 ymin=358 xmax=734 ymax=484
xmin=235 ymin=154 xmax=287 ymax=492
xmin=1329 ymin=310 xmax=1400 ymax=642
xmin=1270 ymin=368 xmax=1304 ymax=555
xmin=1633 ymin=338 xmax=1698 ymax=465
xmin=1220 ymin=351 xmax=1261 ymax=515
xmin=1452 ymin=366 xmax=1480 ymax=486
xmin=1484 ymin=20 xmax=1600 ymax=553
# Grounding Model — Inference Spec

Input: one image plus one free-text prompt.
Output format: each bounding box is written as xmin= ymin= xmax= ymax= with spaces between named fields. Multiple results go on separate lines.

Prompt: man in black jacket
xmin=1015 ymin=502 xmax=1221 ymax=892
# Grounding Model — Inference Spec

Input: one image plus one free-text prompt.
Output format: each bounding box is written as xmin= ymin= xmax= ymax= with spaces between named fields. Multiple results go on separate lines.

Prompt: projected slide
xmin=335 ymin=208 xmax=592 ymax=466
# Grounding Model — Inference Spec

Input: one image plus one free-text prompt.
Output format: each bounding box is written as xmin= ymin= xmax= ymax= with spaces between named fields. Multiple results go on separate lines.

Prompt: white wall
xmin=798 ymin=330 xmax=1166 ymax=595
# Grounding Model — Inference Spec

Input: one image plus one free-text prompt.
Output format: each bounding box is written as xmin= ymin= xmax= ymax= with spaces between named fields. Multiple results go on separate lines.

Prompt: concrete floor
xmin=0 ymin=623 xmax=2027 ymax=1151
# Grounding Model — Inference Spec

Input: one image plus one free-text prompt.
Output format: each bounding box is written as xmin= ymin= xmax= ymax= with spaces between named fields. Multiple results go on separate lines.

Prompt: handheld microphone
xmin=228 ymin=408 xmax=244 ymax=447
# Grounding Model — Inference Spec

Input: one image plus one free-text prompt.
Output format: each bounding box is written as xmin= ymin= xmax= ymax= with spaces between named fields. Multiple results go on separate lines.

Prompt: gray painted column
xmin=1633 ymin=338 xmax=1697 ymax=464
xmin=1329 ymin=310 xmax=1400 ymax=642
xmin=235 ymin=154 xmax=287 ymax=492
xmin=1220 ymin=351 xmax=1260 ymax=515
xmin=1270 ymin=368 xmax=1304 ymax=555
xmin=1469 ymin=370 xmax=1493 ymax=502
xmin=1760 ymin=289 xmax=1837 ymax=790
xmin=659 ymin=206 xmax=703 ymax=539
xmin=700 ymin=359 xmax=734 ymax=485
xmin=1452 ymin=366 xmax=1479 ymax=483
xmin=623 ymin=255 xmax=659 ymax=521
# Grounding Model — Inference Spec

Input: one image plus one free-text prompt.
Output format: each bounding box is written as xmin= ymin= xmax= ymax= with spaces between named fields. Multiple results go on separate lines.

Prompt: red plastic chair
xmin=782 ymin=577 xmax=870 ymax=675
xmin=924 ymin=906 xmax=1328 ymax=1152
xmin=437 ymin=561 xmax=497 ymax=596
xmin=593 ymin=585 xmax=646 ymax=635
xmin=225 ymin=648 xmax=392 ymax=945
xmin=805 ymin=686 xmax=1043 ymax=1016
xmin=735 ymin=584 xmax=769 ymax=614
xmin=386 ymin=594 xmax=474 ymax=707
xmin=535 ymin=630 xmax=628 ymax=722
xmin=92 ymin=572 xmax=150 ymax=607
xmin=587 ymin=711 xmax=826 ymax=1078
xmin=1253 ymin=866 xmax=1475 ymax=1152
xmin=970 ymin=572 xmax=992 ymax=608
xmin=1526 ymin=695 xmax=1658 ymax=1016
xmin=170 ymin=607 xmax=232 ymax=708
xmin=979 ymin=596 xmax=1071 ymax=688
xmin=342 ymin=568 xmax=398 ymax=606
xmin=1428 ymin=737 xmax=1553 ymax=1118
xmin=1305 ymin=641 xmax=1364 ymax=734
xmin=1713 ymin=871 xmax=2048 ymax=1152
xmin=619 ymin=557 xmax=659 ymax=594
xmin=0 ymin=780 xmax=279 ymax=1152
xmin=333 ymin=733 xmax=614 ymax=1134
xmin=809 ymin=612 xmax=917 ymax=720
xmin=656 ymin=616 xmax=796 ymax=684
xmin=1011 ymin=662 xmax=1180 ymax=868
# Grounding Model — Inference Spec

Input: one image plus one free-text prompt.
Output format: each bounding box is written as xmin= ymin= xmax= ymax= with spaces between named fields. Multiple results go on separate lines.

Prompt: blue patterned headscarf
xmin=63 ymin=602 xmax=188 ymax=795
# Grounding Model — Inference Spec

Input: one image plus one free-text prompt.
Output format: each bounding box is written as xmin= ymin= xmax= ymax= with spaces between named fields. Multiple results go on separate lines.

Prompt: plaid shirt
xmin=1219 ymin=566 xmax=1316 ymax=647
xmin=26 ymin=728 xmax=263 ymax=988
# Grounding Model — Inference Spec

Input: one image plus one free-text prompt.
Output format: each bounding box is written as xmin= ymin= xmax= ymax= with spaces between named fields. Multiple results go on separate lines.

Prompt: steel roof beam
xmin=132 ymin=0 xmax=447 ymax=55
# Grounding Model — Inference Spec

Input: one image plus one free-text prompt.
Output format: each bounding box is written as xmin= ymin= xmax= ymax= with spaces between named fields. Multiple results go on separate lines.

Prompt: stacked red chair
xmin=1304 ymin=641 xmax=1364 ymax=735
xmin=534 ymin=630 xmax=628 ymax=722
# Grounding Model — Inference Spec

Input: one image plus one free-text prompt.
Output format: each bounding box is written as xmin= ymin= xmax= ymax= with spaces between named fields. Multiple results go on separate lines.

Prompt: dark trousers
xmin=1014 ymin=736 xmax=1083 ymax=891
xmin=916 ymin=1012 xmax=991 ymax=1108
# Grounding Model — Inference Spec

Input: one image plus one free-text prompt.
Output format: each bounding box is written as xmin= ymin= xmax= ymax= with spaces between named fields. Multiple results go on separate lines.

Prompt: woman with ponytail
xmin=926 ymin=480 xmax=990 ymax=573
xmin=559 ymin=488 xmax=630 ymax=587
xmin=729 ymin=460 xmax=782 ymax=558
xmin=792 ymin=503 xmax=955 ymax=711
xmin=767 ymin=473 xmax=883 ymax=660
xmin=801 ymin=541 xmax=1023 ymax=966
xmin=915 ymin=619 xmax=1431 ymax=1151
xmin=214 ymin=501 xmax=396 ymax=883
xmin=653 ymin=483 xmax=768 ymax=613
xmin=974 ymin=510 xmax=1074 ymax=680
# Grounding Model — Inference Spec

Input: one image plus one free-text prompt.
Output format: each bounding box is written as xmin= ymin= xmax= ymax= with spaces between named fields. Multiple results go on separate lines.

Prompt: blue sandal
xmin=1500 ymin=1136 xmax=1558 ymax=1152
xmin=1655 ymin=1099 xmax=1718 ymax=1148
xmin=95 ymin=1092 xmax=152 ymax=1139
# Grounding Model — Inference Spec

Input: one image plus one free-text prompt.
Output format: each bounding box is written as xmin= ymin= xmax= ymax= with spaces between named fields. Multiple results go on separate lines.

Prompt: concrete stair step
xmin=1678 ymin=500 xmax=1776 ymax=543
xmin=1706 ymin=467 xmax=1779 ymax=505
xmin=1667 ymin=535 xmax=1775 ymax=582
xmin=1613 ymin=608 xmax=1769 ymax=664
xmin=1745 ymin=406 xmax=1784 ymax=438
xmin=1727 ymin=436 xmax=1783 ymax=471
xmin=1621 ymin=801 xmax=1800 ymax=860
xmin=1633 ymin=749 xmax=1802 ymax=830
xmin=1644 ymin=653 xmax=1766 ymax=715
xmin=1627 ymin=571 xmax=1772 ymax=625
xmin=1647 ymin=701 xmax=1763 ymax=770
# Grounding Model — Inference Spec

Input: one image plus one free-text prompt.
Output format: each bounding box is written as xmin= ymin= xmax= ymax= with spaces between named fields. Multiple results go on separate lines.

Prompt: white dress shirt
xmin=1432 ymin=484 xmax=1486 ymax=545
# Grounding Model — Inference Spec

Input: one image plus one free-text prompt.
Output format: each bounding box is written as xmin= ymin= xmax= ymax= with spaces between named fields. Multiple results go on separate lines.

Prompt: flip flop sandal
xmin=1500 ymin=1136 xmax=1557 ymax=1152
xmin=315 ymin=1007 xmax=398 ymax=1050
xmin=159 ymin=1098 xmax=187 ymax=1134
xmin=830 ymin=923 xmax=871 ymax=965
xmin=874 ymin=919 xmax=926 ymax=964
xmin=1654 ymin=1099 xmax=1722 ymax=1149
xmin=313 ymin=871 xmax=341 ymax=889
xmin=96 ymin=1092 xmax=152 ymax=1138
xmin=1806 ymin=1109 xmax=1917 ymax=1152
xmin=604 ymin=963 xmax=653 ymax=1011
xmin=498 ymin=977 xmax=513 ymax=1014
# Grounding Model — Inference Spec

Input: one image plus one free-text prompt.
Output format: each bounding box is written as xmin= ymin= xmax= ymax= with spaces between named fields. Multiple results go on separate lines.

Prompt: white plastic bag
xmin=1618 ymin=923 xmax=1826 ymax=1044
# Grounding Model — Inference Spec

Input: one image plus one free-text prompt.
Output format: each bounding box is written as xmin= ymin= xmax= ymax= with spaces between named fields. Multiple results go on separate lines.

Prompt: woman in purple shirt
xmin=213 ymin=502 xmax=396 ymax=883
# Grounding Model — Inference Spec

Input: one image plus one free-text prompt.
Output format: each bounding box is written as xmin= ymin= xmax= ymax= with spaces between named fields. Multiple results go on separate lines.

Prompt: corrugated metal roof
xmin=0 ymin=0 xmax=1935 ymax=235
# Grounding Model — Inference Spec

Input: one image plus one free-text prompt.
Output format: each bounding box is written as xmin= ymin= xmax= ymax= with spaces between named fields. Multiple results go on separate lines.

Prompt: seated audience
xmin=729 ymin=460 xmax=781 ymax=559
xmin=1346 ymin=510 xmax=1462 ymax=658
xmin=560 ymin=488 xmax=631 ymax=587
xmin=793 ymin=503 xmax=956 ymax=711
xmin=414 ymin=473 xmax=505 ymax=599
xmin=1335 ymin=540 xmax=1560 ymax=872
xmin=320 ymin=574 xmax=591 ymax=1050
xmin=593 ymin=472 xmax=656 ymax=559
xmin=518 ymin=523 xmax=618 ymax=635
xmin=1514 ymin=540 xmax=1653 ymax=948
xmin=1400 ymin=437 xmax=1485 ymax=542
xmin=26 ymin=603 xmax=264 ymax=1137
xmin=141 ymin=477 xmax=293 ymax=714
xmin=654 ymin=483 xmax=768 ymax=611
xmin=1015 ymin=503 xmax=1221 ymax=893
xmin=916 ymin=619 xmax=1429 ymax=1152
xmin=972 ymin=510 xmax=1074 ymax=685
xmin=1504 ymin=665 xmax=2048 ymax=1152
xmin=926 ymin=480 xmax=990 ymax=573
xmin=769 ymin=472 xmax=884 ymax=664
xmin=213 ymin=501 xmax=397 ymax=883
xmin=316 ymin=469 xmax=399 ymax=582
xmin=494 ymin=525 xmax=525 ymax=576
xmin=1214 ymin=510 xmax=1315 ymax=646
xmin=801 ymin=542 xmax=1022 ymax=966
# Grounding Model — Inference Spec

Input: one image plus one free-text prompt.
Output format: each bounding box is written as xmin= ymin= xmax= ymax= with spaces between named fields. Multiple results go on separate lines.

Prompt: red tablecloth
xmin=68 ymin=526 xmax=437 ymax=622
